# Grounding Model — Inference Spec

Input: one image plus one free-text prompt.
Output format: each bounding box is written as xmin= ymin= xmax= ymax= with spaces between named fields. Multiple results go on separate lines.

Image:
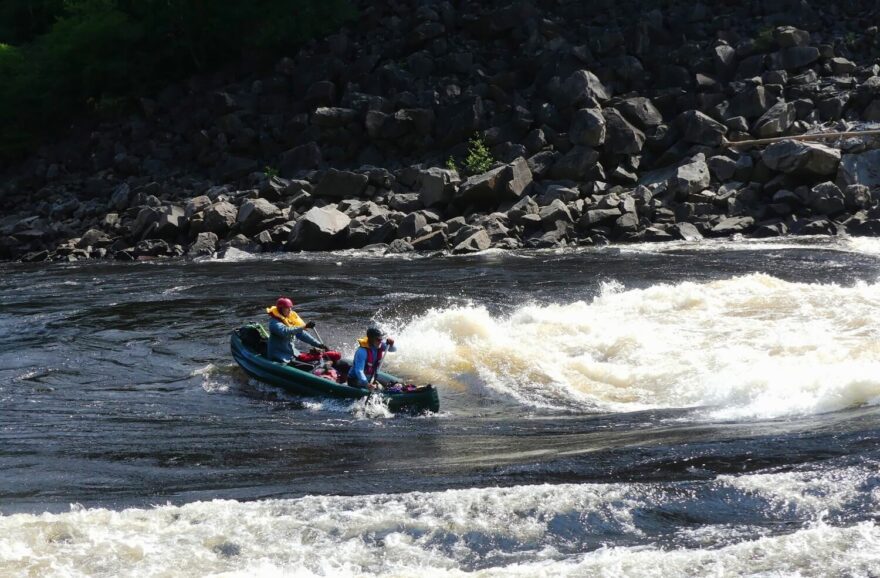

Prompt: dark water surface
xmin=2 ymin=239 xmax=880 ymax=575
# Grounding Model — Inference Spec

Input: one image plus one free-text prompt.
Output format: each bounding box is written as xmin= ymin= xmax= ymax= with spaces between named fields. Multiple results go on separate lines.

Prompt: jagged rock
xmin=411 ymin=230 xmax=447 ymax=251
xmin=711 ymin=216 xmax=755 ymax=235
xmin=289 ymin=206 xmax=351 ymax=251
xmin=617 ymin=97 xmax=663 ymax=129
xmin=670 ymin=154 xmax=711 ymax=197
xmin=77 ymin=228 xmax=111 ymax=249
xmin=314 ymin=169 xmax=368 ymax=198
xmin=837 ymin=150 xmax=880 ymax=189
xmin=539 ymin=199 xmax=573 ymax=229
xmin=579 ymin=208 xmax=622 ymax=228
xmin=456 ymin=157 xmax=532 ymax=205
xmin=569 ymin=108 xmax=605 ymax=146
xmin=807 ymin=182 xmax=846 ymax=215
xmin=452 ymin=229 xmax=491 ymax=254
xmin=437 ymin=96 xmax=483 ymax=146
xmin=419 ymin=167 xmax=460 ymax=207
xmin=844 ymin=185 xmax=872 ymax=210
xmin=387 ymin=238 xmax=414 ymax=254
xmin=603 ymin=108 xmax=644 ymax=154
xmin=185 ymin=195 xmax=212 ymax=219
xmin=187 ymin=232 xmax=218 ymax=256
xmin=202 ymin=201 xmax=238 ymax=236
xmin=279 ymin=142 xmax=322 ymax=175
xmin=549 ymin=146 xmax=600 ymax=180
xmin=155 ymin=205 xmax=187 ymax=239
xmin=397 ymin=212 xmax=428 ymax=239
xmin=237 ymin=198 xmax=282 ymax=235
xmin=708 ymin=155 xmax=737 ymax=181
xmin=680 ymin=110 xmax=727 ymax=146
xmin=752 ymin=101 xmax=796 ymax=137
xmin=774 ymin=26 xmax=810 ymax=47
xmin=389 ymin=193 xmax=423 ymax=213
xmin=730 ymin=85 xmax=771 ymax=119
xmin=762 ymin=141 xmax=841 ymax=176
xmin=110 ymin=183 xmax=132 ymax=211
xmin=304 ymin=80 xmax=336 ymax=108
xmin=769 ymin=46 xmax=820 ymax=71
xmin=668 ymin=222 xmax=704 ymax=241
xmin=561 ymin=70 xmax=611 ymax=107
xmin=131 ymin=207 xmax=161 ymax=239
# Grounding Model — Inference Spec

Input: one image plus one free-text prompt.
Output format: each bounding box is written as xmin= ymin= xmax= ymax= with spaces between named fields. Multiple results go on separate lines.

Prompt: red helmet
xmin=276 ymin=297 xmax=294 ymax=309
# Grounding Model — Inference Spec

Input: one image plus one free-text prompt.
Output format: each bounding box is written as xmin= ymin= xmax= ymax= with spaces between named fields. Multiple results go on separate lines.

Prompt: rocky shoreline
xmin=2 ymin=0 xmax=880 ymax=263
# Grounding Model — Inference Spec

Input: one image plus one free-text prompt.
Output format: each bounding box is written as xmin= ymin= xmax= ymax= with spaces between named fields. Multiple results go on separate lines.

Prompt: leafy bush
xmin=464 ymin=134 xmax=494 ymax=175
xmin=0 ymin=0 xmax=357 ymax=159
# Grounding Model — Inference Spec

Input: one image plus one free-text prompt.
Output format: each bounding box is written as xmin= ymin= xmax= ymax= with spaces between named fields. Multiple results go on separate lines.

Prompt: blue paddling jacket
xmin=266 ymin=307 xmax=321 ymax=363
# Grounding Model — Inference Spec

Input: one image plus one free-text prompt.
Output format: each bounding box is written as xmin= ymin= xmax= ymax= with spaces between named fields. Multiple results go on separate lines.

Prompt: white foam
xmin=1 ymin=467 xmax=876 ymax=577
xmin=385 ymin=273 xmax=880 ymax=418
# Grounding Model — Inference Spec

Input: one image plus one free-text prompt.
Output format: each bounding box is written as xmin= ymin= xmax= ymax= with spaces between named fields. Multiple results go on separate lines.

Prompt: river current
xmin=2 ymin=237 xmax=880 ymax=576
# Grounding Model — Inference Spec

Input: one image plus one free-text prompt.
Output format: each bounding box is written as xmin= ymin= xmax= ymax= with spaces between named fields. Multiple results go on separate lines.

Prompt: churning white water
xmin=388 ymin=273 xmax=880 ymax=419
xmin=1 ymin=465 xmax=877 ymax=577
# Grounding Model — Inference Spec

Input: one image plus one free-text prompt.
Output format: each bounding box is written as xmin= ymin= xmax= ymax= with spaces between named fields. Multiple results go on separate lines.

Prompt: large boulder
xmin=679 ymin=110 xmax=727 ymax=146
xmin=669 ymin=154 xmax=711 ymax=197
xmin=752 ymin=101 xmax=796 ymax=138
xmin=397 ymin=212 xmax=428 ymax=239
xmin=616 ymin=97 xmax=663 ymax=129
xmin=603 ymin=108 xmax=644 ymax=154
xmin=419 ymin=167 xmax=460 ymax=207
xmin=312 ymin=107 xmax=357 ymax=128
xmin=762 ymin=140 xmax=841 ymax=176
xmin=837 ymin=150 xmax=880 ymax=189
xmin=279 ymin=142 xmax=322 ymax=175
xmin=452 ymin=229 xmax=491 ymax=254
xmin=289 ymin=206 xmax=352 ymax=251
xmin=456 ymin=157 xmax=532 ymax=205
xmin=569 ymin=108 xmax=606 ymax=147
xmin=560 ymin=70 xmax=611 ymax=108
xmin=548 ymin=146 xmax=600 ymax=180
xmin=187 ymin=232 xmax=218 ymax=257
xmin=202 ymin=201 xmax=238 ymax=236
xmin=155 ymin=205 xmax=187 ymax=240
xmin=314 ymin=169 xmax=369 ymax=198
xmin=237 ymin=198 xmax=282 ymax=236
xmin=769 ymin=46 xmax=820 ymax=71
xmin=436 ymin=96 xmax=483 ymax=147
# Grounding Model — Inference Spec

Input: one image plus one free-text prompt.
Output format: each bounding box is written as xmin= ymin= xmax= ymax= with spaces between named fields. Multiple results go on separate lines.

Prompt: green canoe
xmin=229 ymin=325 xmax=439 ymax=413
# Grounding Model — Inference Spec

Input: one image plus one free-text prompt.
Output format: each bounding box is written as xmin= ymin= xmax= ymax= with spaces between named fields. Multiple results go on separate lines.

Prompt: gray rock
xmin=539 ymin=199 xmax=573 ymax=229
xmin=617 ymin=97 xmax=663 ymax=129
xmin=131 ymin=207 xmax=161 ymax=239
xmin=155 ymin=205 xmax=187 ymax=239
xmin=770 ymin=46 xmax=819 ymax=71
xmin=186 ymin=233 xmax=218 ymax=257
xmin=387 ymin=239 xmax=414 ymax=254
xmin=397 ymin=212 xmax=428 ymax=239
xmin=579 ymin=208 xmax=622 ymax=228
xmin=670 ymin=154 xmax=711 ymax=197
xmin=708 ymin=155 xmax=737 ymax=181
xmin=844 ymin=185 xmax=872 ymax=210
xmin=419 ymin=167 xmax=460 ymax=207
xmin=549 ymin=146 xmax=600 ymax=180
xmin=314 ymin=169 xmax=369 ymax=198
xmin=561 ymin=69 xmax=611 ymax=107
xmin=202 ymin=201 xmax=238 ymax=236
xmin=668 ymin=222 xmax=704 ymax=241
xmin=456 ymin=157 xmax=532 ymax=205
xmin=837 ymin=150 xmax=880 ymax=189
xmin=411 ymin=230 xmax=448 ymax=251
xmin=452 ymin=229 xmax=491 ymax=254
xmin=774 ymin=26 xmax=810 ymax=47
xmin=752 ymin=101 xmax=796 ymax=138
xmin=807 ymin=182 xmax=846 ymax=215
xmin=77 ymin=228 xmax=111 ymax=249
xmin=110 ymin=183 xmax=132 ymax=211
xmin=730 ymin=85 xmax=771 ymax=120
xmin=279 ymin=142 xmax=322 ymax=174
xmin=185 ymin=195 xmax=212 ymax=219
xmin=569 ymin=108 xmax=606 ymax=147
xmin=289 ymin=206 xmax=352 ymax=251
xmin=680 ymin=110 xmax=727 ymax=146
xmin=603 ymin=108 xmax=645 ymax=154
xmin=762 ymin=141 xmax=841 ymax=176
xmin=711 ymin=216 xmax=755 ymax=235
xmin=237 ymin=198 xmax=282 ymax=236
xmin=389 ymin=193 xmax=423 ymax=213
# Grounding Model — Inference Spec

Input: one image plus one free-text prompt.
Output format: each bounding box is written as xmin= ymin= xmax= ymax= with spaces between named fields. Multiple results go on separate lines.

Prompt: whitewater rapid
xmin=2 ymin=463 xmax=877 ymax=577
xmin=386 ymin=273 xmax=880 ymax=419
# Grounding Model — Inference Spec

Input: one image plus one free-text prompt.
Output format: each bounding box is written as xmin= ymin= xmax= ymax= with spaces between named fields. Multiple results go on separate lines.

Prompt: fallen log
xmin=725 ymin=129 xmax=880 ymax=148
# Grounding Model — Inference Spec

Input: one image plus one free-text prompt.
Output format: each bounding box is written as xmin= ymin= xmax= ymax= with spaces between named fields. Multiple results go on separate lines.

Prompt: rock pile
xmin=2 ymin=0 xmax=880 ymax=261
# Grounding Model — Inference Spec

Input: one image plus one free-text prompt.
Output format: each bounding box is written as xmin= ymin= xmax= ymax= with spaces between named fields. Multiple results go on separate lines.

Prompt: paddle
xmin=369 ymin=337 xmax=388 ymax=390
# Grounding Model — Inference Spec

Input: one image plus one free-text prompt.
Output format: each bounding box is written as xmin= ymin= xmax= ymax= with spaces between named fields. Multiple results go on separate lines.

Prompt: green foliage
xmin=464 ymin=134 xmax=494 ymax=175
xmin=753 ymin=26 xmax=775 ymax=52
xmin=0 ymin=0 xmax=357 ymax=159
xmin=264 ymin=165 xmax=279 ymax=178
xmin=445 ymin=156 xmax=458 ymax=173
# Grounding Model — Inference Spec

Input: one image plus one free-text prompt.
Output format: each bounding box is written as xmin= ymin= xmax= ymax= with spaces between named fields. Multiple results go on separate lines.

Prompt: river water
xmin=2 ymin=238 xmax=880 ymax=576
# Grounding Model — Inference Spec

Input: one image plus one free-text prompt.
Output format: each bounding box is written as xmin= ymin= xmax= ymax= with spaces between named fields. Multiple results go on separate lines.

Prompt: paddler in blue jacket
xmin=267 ymin=297 xmax=341 ymax=365
xmin=347 ymin=326 xmax=397 ymax=389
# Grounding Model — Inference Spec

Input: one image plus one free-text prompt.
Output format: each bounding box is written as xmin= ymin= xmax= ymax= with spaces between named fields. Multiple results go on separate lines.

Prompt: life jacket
xmin=357 ymin=336 xmax=384 ymax=377
xmin=266 ymin=306 xmax=305 ymax=328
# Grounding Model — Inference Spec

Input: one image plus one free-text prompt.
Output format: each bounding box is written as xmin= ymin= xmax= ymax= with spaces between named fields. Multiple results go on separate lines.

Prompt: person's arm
xmin=296 ymin=329 xmax=322 ymax=348
xmin=350 ymin=348 xmax=368 ymax=385
xmin=269 ymin=319 xmax=304 ymax=338
xmin=383 ymin=338 xmax=397 ymax=353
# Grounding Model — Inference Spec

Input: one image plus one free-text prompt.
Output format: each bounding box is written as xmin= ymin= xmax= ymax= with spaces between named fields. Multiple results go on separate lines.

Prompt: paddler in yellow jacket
xmin=266 ymin=297 xmax=341 ymax=365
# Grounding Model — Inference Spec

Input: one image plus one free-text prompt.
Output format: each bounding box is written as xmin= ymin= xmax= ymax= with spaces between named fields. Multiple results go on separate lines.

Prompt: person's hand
xmin=385 ymin=337 xmax=395 ymax=346
xmin=318 ymin=343 xmax=329 ymax=351
xmin=305 ymin=321 xmax=316 ymax=329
